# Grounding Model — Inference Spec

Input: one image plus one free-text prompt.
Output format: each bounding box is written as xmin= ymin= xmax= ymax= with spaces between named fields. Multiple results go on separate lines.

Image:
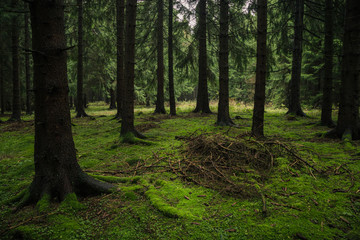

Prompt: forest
xmin=0 ymin=0 xmax=359 ymax=239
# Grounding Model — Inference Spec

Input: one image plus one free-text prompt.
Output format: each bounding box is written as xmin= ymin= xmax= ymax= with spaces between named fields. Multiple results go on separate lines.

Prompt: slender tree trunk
xmin=194 ymin=0 xmax=211 ymax=113
xmin=251 ymin=0 xmax=268 ymax=137
xmin=168 ymin=0 xmax=176 ymax=116
xmin=121 ymin=0 xmax=144 ymax=138
xmin=154 ymin=0 xmax=166 ymax=114
xmin=329 ymin=0 xmax=360 ymax=140
xmin=287 ymin=0 xmax=305 ymax=116
xmin=116 ymin=0 xmax=124 ymax=119
xmin=216 ymin=0 xmax=233 ymax=126
xmin=69 ymin=96 xmax=73 ymax=109
xmin=321 ymin=0 xmax=334 ymax=127
xmin=0 ymin=57 xmax=4 ymax=115
xmin=109 ymin=88 xmax=116 ymax=109
xmin=25 ymin=0 xmax=113 ymax=206
xmin=76 ymin=0 xmax=87 ymax=117
xmin=9 ymin=0 xmax=21 ymax=121
xmin=25 ymin=2 xmax=32 ymax=115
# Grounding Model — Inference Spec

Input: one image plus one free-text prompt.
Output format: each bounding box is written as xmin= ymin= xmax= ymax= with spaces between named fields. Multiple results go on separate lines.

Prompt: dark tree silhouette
xmin=23 ymin=0 xmax=113 ymax=206
xmin=0 ymin=57 xmax=3 ymax=115
xmin=168 ymin=0 xmax=176 ymax=116
xmin=76 ymin=0 xmax=88 ymax=117
xmin=24 ymin=1 xmax=32 ymax=115
xmin=109 ymin=87 xmax=116 ymax=109
xmin=9 ymin=0 xmax=21 ymax=121
xmin=121 ymin=0 xmax=144 ymax=138
xmin=154 ymin=0 xmax=166 ymax=114
xmin=251 ymin=0 xmax=268 ymax=137
xmin=116 ymin=0 xmax=124 ymax=119
xmin=287 ymin=0 xmax=305 ymax=116
xmin=194 ymin=0 xmax=211 ymax=114
xmin=321 ymin=0 xmax=334 ymax=127
xmin=216 ymin=0 xmax=233 ymax=126
xmin=327 ymin=0 xmax=360 ymax=140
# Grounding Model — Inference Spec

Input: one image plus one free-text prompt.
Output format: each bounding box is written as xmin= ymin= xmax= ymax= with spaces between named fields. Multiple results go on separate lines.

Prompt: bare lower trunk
xmin=25 ymin=2 xmax=32 ymax=115
xmin=251 ymin=0 xmax=267 ymax=137
xmin=116 ymin=0 xmax=124 ymax=119
xmin=154 ymin=0 xmax=166 ymax=114
xmin=27 ymin=0 xmax=113 ymax=205
xmin=194 ymin=0 xmax=211 ymax=114
xmin=216 ymin=0 xmax=233 ymax=126
xmin=168 ymin=0 xmax=176 ymax=116
xmin=109 ymin=88 xmax=116 ymax=109
xmin=321 ymin=0 xmax=334 ymax=127
xmin=76 ymin=0 xmax=88 ymax=118
xmin=287 ymin=0 xmax=305 ymax=117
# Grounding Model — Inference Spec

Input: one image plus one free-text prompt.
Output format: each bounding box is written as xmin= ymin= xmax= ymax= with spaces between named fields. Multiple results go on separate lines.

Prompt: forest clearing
xmin=0 ymin=102 xmax=359 ymax=239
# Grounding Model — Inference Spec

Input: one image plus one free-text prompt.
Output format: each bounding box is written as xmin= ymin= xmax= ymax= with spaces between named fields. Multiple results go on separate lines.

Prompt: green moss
xmin=89 ymin=174 xmax=130 ymax=183
xmin=36 ymin=194 xmax=51 ymax=213
xmin=60 ymin=193 xmax=85 ymax=211
xmin=119 ymin=132 xmax=153 ymax=145
xmin=11 ymin=224 xmax=44 ymax=240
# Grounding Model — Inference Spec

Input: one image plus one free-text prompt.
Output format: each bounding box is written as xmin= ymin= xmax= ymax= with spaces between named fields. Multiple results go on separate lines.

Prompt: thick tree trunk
xmin=252 ymin=0 xmax=267 ymax=137
xmin=116 ymin=0 xmax=124 ymax=119
xmin=287 ymin=0 xmax=305 ymax=117
xmin=168 ymin=0 xmax=176 ymax=116
xmin=26 ymin=0 xmax=113 ymax=205
xmin=330 ymin=0 xmax=360 ymax=140
xmin=25 ymin=2 xmax=32 ymax=115
xmin=121 ymin=0 xmax=144 ymax=138
xmin=76 ymin=0 xmax=88 ymax=117
xmin=321 ymin=0 xmax=334 ymax=127
xmin=9 ymin=0 xmax=21 ymax=121
xmin=194 ymin=0 xmax=211 ymax=114
xmin=216 ymin=0 xmax=233 ymax=126
xmin=154 ymin=0 xmax=166 ymax=114
xmin=109 ymin=88 xmax=116 ymax=109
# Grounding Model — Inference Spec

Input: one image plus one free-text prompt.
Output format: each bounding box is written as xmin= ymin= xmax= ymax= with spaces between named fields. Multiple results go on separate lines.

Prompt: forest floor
xmin=0 ymin=101 xmax=359 ymax=240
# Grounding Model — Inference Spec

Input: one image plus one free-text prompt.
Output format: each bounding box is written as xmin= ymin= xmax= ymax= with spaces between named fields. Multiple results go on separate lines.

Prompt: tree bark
xmin=25 ymin=2 xmax=32 ymax=115
xmin=321 ymin=0 xmax=334 ymax=127
xmin=0 ymin=57 xmax=3 ymax=115
xmin=287 ymin=0 xmax=305 ymax=117
xmin=168 ymin=0 xmax=176 ymax=116
xmin=116 ymin=0 xmax=124 ymax=119
xmin=9 ymin=0 xmax=21 ymax=121
xmin=330 ymin=0 xmax=360 ymax=140
xmin=154 ymin=0 xmax=166 ymax=114
xmin=121 ymin=0 xmax=144 ymax=138
xmin=26 ymin=0 xmax=113 ymax=205
xmin=109 ymin=87 xmax=116 ymax=109
xmin=194 ymin=0 xmax=211 ymax=114
xmin=76 ymin=0 xmax=88 ymax=117
xmin=216 ymin=0 xmax=233 ymax=126
xmin=251 ymin=0 xmax=267 ymax=137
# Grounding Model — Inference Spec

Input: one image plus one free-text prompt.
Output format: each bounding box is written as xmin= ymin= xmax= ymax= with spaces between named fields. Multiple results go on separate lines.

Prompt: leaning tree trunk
xmin=25 ymin=0 xmax=113 ymax=205
xmin=320 ymin=0 xmax=334 ymax=127
xmin=9 ymin=0 xmax=21 ymax=121
xmin=194 ymin=0 xmax=211 ymax=113
xmin=330 ymin=0 xmax=360 ymax=140
xmin=76 ymin=0 xmax=88 ymax=117
xmin=116 ymin=0 xmax=124 ymax=119
xmin=24 ymin=2 xmax=32 ymax=115
xmin=121 ymin=0 xmax=144 ymax=138
xmin=154 ymin=0 xmax=166 ymax=114
xmin=251 ymin=0 xmax=268 ymax=137
xmin=287 ymin=0 xmax=305 ymax=117
xmin=168 ymin=0 xmax=176 ymax=116
xmin=216 ymin=0 xmax=233 ymax=126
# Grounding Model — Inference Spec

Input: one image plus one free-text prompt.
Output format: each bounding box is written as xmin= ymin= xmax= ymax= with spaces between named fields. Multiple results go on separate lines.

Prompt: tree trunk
xmin=121 ymin=0 xmax=144 ymax=138
xmin=194 ymin=0 xmax=211 ymax=114
xmin=76 ymin=0 xmax=88 ymax=117
xmin=330 ymin=0 xmax=360 ymax=140
xmin=25 ymin=2 xmax=32 ymax=115
xmin=25 ymin=0 xmax=113 ymax=205
xmin=216 ymin=0 xmax=233 ymax=126
xmin=9 ymin=0 xmax=21 ymax=121
xmin=321 ymin=0 xmax=334 ymax=127
xmin=69 ymin=96 xmax=73 ymax=109
xmin=0 ymin=59 xmax=3 ymax=115
xmin=154 ymin=0 xmax=166 ymax=114
xmin=168 ymin=0 xmax=176 ymax=116
xmin=251 ymin=0 xmax=268 ymax=137
xmin=287 ymin=0 xmax=305 ymax=117
xmin=109 ymin=88 xmax=116 ymax=109
xmin=116 ymin=0 xmax=124 ymax=119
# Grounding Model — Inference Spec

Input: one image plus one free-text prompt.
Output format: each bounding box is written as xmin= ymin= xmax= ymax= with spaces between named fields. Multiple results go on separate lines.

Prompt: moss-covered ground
xmin=0 ymin=102 xmax=359 ymax=239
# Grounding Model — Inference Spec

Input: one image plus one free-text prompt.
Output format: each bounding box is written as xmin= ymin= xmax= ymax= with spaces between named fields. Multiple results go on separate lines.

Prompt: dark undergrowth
xmin=0 ymin=102 xmax=359 ymax=239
